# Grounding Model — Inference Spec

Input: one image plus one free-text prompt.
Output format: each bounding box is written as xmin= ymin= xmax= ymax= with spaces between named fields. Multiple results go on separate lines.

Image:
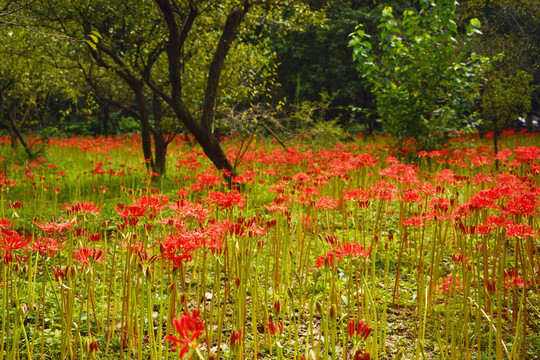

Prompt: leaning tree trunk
xmin=153 ymin=0 xmax=250 ymax=181
xmin=0 ymin=96 xmax=33 ymax=158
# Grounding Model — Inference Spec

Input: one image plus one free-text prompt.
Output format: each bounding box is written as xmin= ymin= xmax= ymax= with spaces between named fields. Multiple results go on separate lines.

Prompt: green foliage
xmin=481 ymin=70 xmax=534 ymax=132
xmin=459 ymin=0 xmax=540 ymax=126
xmin=349 ymin=0 xmax=490 ymax=150
xmin=290 ymin=92 xmax=347 ymax=145
xmin=268 ymin=0 xmax=393 ymax=124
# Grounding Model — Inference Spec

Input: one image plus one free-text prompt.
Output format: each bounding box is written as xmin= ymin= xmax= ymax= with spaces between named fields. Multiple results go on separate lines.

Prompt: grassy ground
xmin=0 ymin=130 xmax=538 ymax=359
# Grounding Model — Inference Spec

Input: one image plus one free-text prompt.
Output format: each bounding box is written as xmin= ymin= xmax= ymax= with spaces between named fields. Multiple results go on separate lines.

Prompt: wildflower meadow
xmin=0 ymin=130 xmax=539 ymax=360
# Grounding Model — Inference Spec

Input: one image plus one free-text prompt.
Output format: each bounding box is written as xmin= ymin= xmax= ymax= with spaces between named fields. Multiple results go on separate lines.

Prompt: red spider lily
xmin=342 ymin=188 xmax=369 ymax=202
xmin=451 ymin=253 xmax=469 ymax=264
xmin=369 ymin=181 xmax=397 ymax=201
xmin=416 ymin=182 xmax=437 ymax=196
xmin=205 ymin=190 xmax=245 ymax=210
xmin=475 ymin=225 xmax=494 ymax=235
xmin=354 ymin=349 xmax=371 ymax=360
xmin=232 ymin=170 xmax=257 ymax=184
xmin=230 ymin=329 xmax=242 ymax=346
xmin=87 ymin=233 xmax=101 ymax=242
xmin=485 ymin=215 xmax=513 ymax=228
xmin=34 ymin=218 xmax=77 ymax=234
xmin=435 ymin=169 xmax=458 ymax=185
xmin=315 ymin=196 xmax=338 ymax=210
xmin=348 ymin=318 xmax=372 ymax=340
xmin=267 ymin=320 xmax=283 ymax=336
xmin=467 ymin=189 xmax=499 ymax=211
xmin=169 ymin=200 xmax=209 ymax=224
xmin=313 ymin=251 xmax=340 ymax=269
xmin=53 ymin=265 xmax=72 ymax=283
xmin=439 ymin=275 xmax=463 ymax=294
xmin=268 ymin=180 xmax=289 ymax=194
xmin=292 ymin=172 xmax=313 ymax=185
xmin=30 ymin=237 xmax=64 ymax=257
xmin=0 ymin=229 xmax=29 ymax=262
xmin=0 ymin=180 xmax=18 ymax=189
xmin=73 ymin=247 xmax=107 ymax=272
xmin=265 ymin=196 xmax=291 ymax=214
xmin=400 ymin=190 xmax=422 ymax=203
xmin=115 ymin=204 xmax=146 ymax=218
xmin=429 ymin=197 xmax=452 ymax=213
xmin=348 ymin=318 xmax=356 ymax=338
xmin=513 ymin=145 xmax=540 ymax=163
xmin=63 ymin=201 xmax=100 ymax=216
xmin=299 ymin=186 xmax=320 ymax=197
xmin=504 ymin=194 xmax=538 ymax=216
xmin=505 ymin=224 xmax=537 ymax=238
xmin=133 ymin=195 xmax=170 ymax=214
xmin=166 ymin=310 xmax=204 ymax=357
xmin=0 ymin=218 xmax=13 ymax=229
xmin=160 ymin=233 xmax=204 ymax=267
xmin=401 ymin=216 xmax=425 ymax=227
xmin=196 ymin=172 xmax=222 ymax=188
xmin=323 ymin=234 xmax=339 ymax=247
xmin=504 ymin=269 xmax=529 ymax=289
xmin=336 ymin=242 xmax=372 ymax=258
xmin=379 ymin=163 xmax=420 ymax=184
xmin=485 ymin=279 xmax=496 ymax=293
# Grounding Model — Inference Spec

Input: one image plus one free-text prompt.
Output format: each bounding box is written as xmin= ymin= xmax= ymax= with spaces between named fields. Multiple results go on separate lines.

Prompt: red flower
xmin=169 ymin=200 xmax=209 ymax=224
xmin=439 ymin=275 xmax=463 ymax=294
xmin=504 ymin=194 xmax=538 ymax=216
xmin=348 ymin=318 xmax=356 ymax=338
xmin=267 ymin=320 xmax=283 ymax=336
xmin=355 ymin=319 xmax=373 ymax=340
xmin=0 ymin=218 xmax=13 ymax=229
xmin=133 ymin=195 xmax=170 ymax=214
xmin=230 ymin=329 xmax=242 ymax=347
xmin=115 ymin=204 xmax=146 ymax=218
xmin=166 ymin=310 xmax=204 ymax=357
xmin=336 ymin=242 xmax=372 ymax=259
xmin=401 ymin=216 xmax=425 ymax=227
xmin=315 ymin=196 xmax=338 ymax=210
xmin=451 ymin=253 xmax=468 ymax=264
xmin=0 ymin=229 xmax=29 ymax=262
xmin=63 ymin=201 xmax=100 ymax=216
xmin=354 ymin=349 xmax=371 ymax=360
xmin=505 ymin=224 xmax=537 ymax=238
xmin=34 ymin=218 xmax=76 ymax=234
xmin=73 ymin=247 xmax=107 ymax=272
xmin=504 ymin=269 xmax=529 ymax=289
xmin=312 ymin=251 xmax=340 ymax=269
xmin=30 ymin=237 xmax=64 ymax=257
xmin=206 ymin=191 xmax=245 ymax=210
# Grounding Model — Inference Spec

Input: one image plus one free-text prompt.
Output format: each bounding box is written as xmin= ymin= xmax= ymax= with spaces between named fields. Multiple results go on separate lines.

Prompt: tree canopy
xmin=0 ymin=0 xmax=537 ymax=172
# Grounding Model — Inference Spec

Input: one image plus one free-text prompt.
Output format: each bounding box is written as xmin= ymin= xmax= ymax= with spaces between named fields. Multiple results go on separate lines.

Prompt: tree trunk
xmin=152 ymin=94 xmax=167 ymax=176
xmin=7 ymin=122 xmax=18 ymax=151
xmin=153 ymin=0 xmax=249 ymax=181
xmin=493 ymin=123 xmax=499 ymax=172
xmin=131 ymin=82 xmax=154 ymax=171
xmin=154 ymin=134 xmax=167 ymax=175
xmin=102 ymin=103 xmax=110 ymax=136
xmin=0 ymin=95 xmax=33 ymax=158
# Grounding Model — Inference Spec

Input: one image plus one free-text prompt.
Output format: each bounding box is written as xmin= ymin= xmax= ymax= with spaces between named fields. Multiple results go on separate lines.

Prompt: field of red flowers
xmin=0 ymin=131 xmax=539 ymax=359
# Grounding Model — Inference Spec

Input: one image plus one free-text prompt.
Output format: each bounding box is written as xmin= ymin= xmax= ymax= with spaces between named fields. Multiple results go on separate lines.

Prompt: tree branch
xmin=201 ymin=1 xmax=251 ymax=131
